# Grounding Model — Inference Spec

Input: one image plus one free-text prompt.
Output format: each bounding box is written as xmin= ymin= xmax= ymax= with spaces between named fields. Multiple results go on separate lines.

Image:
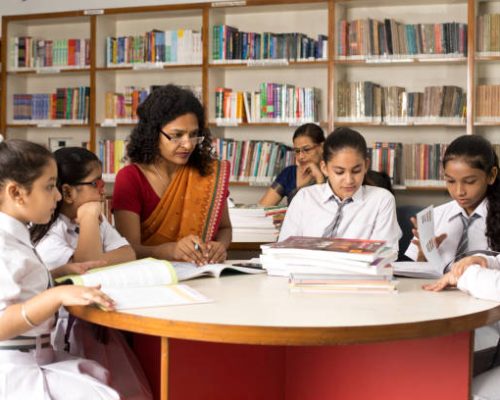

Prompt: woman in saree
xmin=112 ymin=84 xmax=231 ymax=264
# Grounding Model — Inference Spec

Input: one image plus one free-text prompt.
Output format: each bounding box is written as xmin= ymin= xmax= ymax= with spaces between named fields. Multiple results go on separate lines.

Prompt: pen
xmin=194 ymin=242 xmax=200 ymax=252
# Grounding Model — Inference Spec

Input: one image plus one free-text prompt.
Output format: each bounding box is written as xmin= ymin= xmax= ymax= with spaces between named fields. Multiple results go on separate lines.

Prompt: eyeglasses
xmin=73 ymin=178 xmax=106 ymax=191
xmin=293 ymin=144 xmax=319 ymax=155
xmin=160 ymin=130 xmax=205 ymax=145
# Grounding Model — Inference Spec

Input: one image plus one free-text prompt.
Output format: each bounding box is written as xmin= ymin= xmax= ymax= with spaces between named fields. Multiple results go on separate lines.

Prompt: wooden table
xmin=68 ymin=274 xmax=500 ymax=400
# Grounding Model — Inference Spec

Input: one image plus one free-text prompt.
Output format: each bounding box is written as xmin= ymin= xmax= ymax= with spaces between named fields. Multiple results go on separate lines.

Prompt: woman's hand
xmin=55 ymin=285 xmax=115 ymax=311
xmin=51 ymin=260 xmax=107 ymax=279
xmin=205 ymin=241 xmax=227 ymax=264
xmin=410 ymin=216 xmax=447 ymax=261
xmin=297 ymin=162 xmax=324 ymax=188
xmin=423 ymin=272 xmax=458 ymax=292
xmin=173 ymin=235 xmax=208 ymax=266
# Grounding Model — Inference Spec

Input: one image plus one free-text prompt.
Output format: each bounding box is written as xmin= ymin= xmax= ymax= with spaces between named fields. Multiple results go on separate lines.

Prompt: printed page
xmin=103 ymin=284 xmax=212 ymax=310
xmin=173 ymin=261 xmax=265 ymax=281
xmin=416 ymin=206 xmax=445 ymax=270
xmin=80 ymin=258 xmax=176 ymax=289
xmin=393 ymin=262 xmax=442 ymax=279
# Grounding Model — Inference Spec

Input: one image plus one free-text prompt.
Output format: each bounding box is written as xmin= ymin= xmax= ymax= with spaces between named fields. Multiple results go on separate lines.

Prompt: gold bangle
xmin=21 ymin=304 xmax=37 ymax=328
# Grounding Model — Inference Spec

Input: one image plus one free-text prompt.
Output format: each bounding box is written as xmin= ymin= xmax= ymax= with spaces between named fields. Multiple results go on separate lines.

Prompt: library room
xmin=1 ymin=0 xmax=500 ymax=399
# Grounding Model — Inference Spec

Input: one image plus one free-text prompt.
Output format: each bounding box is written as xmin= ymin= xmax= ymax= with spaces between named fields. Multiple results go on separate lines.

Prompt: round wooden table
xmin=69 ymin=274 xmax=500 ymax=400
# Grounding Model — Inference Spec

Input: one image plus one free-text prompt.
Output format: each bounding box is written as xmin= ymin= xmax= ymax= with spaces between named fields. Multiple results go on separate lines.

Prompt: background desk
xmin=69 ymin=274 xmax=500 ymax=400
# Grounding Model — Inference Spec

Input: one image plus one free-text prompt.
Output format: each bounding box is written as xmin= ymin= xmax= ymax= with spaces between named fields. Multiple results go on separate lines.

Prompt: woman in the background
xmin=259 ymin=123 xmax=325 ymax=206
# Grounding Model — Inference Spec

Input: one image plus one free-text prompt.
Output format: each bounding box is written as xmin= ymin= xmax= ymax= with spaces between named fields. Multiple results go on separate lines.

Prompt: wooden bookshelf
xmin=0 ymin=0 xmax=499 ymax=194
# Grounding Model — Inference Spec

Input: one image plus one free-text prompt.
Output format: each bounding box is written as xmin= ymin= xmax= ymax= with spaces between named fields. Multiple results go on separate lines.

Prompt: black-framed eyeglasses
xmin=160 ymin=130 xmax=205 ymax=145
xmin=73 ymin=178 xmax=105 ymax=191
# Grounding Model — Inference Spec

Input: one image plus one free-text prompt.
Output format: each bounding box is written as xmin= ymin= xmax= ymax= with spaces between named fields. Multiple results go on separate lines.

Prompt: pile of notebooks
xmin=260 ymin=236 xmax=398 ymax=293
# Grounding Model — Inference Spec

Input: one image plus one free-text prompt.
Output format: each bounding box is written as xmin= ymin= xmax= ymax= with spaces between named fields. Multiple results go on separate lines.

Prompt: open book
xmin=172 ymin=260 xmax=265 ymax=281
xmin=393 ymin=261 xmax=443 ymax=279
xmin=56 ymin=258 xmax=212 ymax=310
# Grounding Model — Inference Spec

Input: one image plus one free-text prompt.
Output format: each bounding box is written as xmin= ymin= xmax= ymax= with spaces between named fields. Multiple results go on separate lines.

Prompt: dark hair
xmin=127 ymin=84 xmax=214 ymax=176
xmin=31 ymin=147 xmax=100 ymax=243
xmin=365 ymin=170 xmax=393 ymax=193
xmin=0 ymin=139 xmax=54 ymax=193
xmin=323 ymin=127 xmax=368 ymax=163
xmin=292 ymin=123 xmax=325 ymax=144
xmin=443 ymin=135 xmax=500 ymax=251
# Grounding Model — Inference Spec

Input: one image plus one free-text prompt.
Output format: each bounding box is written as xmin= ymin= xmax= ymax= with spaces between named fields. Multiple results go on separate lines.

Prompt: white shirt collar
xmin=0 ymin=211 xmax=32 ymax=247
xmin=448 ymin=197 xmax=488 ymax=222
xmin=321 ymin=183 xmax=365 ymax=204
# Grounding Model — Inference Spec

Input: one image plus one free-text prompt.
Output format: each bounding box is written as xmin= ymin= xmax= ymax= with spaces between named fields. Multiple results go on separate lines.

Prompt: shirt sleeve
xmin=100 ymin=218 xmax=130 ymax=252
xmin=371 ymin=191 xmax=402 ymax=252
xmin=0 ymin=254 xmax=24 ymax=312
xmin=457 ymin=265 xmax=500 ymax=302
xmin=278 ymin=189 xmax=303 ymax=241
xmin=112 ymin=166 xmax=142 ymax=215
xmin=36 ymin=233 xmax=74 ymax=270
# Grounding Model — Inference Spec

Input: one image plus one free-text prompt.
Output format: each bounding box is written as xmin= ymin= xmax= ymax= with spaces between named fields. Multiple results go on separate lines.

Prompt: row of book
xmin=337 ymin=19 xmax=467 ymax=58
xmin=9 ymin=37 xmax=91 ymax=69
xmin=13 ymin=87 xmax=90 ymax=122
xmin=213 ymin=138 xmax=294 ymax=184
xmin=477 ymin=14 xmax=500 ymax=54
xmin=261 ymin=237 xmax=398 ymax=293
xmin=98 ymin=139 xmax=127 ymax=175
xmin=212 ymin=25 xmax=328 ymax=62
xmin=106 ymin=29 xmax=202 ymax=66
xmin=476 ymin=85 xmax=500 ymax=119
xmin=336 ymin=82 xmax=466 ymax=124
xmin=215 ymin=84 xmax=320 ymax=124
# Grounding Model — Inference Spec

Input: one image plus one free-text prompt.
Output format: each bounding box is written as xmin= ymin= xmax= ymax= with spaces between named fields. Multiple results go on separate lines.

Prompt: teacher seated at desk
xmin=112 ymin=84 xmax=231 ymax=265
xmin=259 ymin=123 xmax=325 ymax=206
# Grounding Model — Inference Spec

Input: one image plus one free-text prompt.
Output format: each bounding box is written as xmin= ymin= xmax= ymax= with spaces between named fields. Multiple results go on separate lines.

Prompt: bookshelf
xmin=0 ymin=0 xmax=498 ymax=205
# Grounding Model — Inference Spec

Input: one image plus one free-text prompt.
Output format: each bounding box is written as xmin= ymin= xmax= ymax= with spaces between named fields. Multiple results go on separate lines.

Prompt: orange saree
xmin=141 ymin=160 xmax=230 ymax=245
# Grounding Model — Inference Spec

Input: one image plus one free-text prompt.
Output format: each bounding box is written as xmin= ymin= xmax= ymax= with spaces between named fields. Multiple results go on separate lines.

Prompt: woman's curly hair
xmin=127 ymin=84 xmax=214 ymax=176
xmin=443 ymin=135 xmax=500 ymax=251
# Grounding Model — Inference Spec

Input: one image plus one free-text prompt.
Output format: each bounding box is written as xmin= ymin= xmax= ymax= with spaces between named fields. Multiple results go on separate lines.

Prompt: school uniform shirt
xmin=457 ymin=264 xmax=500 ymax=302
xmin=405 ymin=199 xmax=489 ymax=267
xmin=0 ymin=211 xmax=119 ymax=400
xmin=36 ymin=214 xmax=130 ymax=270
xmin=278 ymin=183 xmax=402 ymax=251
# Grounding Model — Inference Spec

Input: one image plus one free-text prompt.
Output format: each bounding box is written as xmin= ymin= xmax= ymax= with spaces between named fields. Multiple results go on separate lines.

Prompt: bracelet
xmin=21 ymin=303 xmax=37 ymax=328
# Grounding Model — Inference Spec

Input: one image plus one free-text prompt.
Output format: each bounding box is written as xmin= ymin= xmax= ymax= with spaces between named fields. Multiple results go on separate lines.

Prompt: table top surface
xmin=69 ymin=273 xmax=500 ymax=345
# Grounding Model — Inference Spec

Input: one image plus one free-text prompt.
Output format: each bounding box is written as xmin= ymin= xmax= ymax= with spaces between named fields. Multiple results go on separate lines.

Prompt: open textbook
xmin=416 ymin=205 xmax=446 ymax=271
xmin=57 ymin=258 xmax=264 ymax=310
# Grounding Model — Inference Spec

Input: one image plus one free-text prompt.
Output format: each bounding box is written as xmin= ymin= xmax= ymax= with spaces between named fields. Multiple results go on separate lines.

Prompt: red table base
xmin=133 ymin=331 xmax=471 ymax=400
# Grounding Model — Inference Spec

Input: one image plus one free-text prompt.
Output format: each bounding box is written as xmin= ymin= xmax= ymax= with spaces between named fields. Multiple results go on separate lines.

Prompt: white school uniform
xmin=36 ymin=214 xmax=129 ymax=270
xmin=405 ymin=198 xmax=489 ymax=267
xmin=278 ymin=183 xmax=402 ymax=251
xmin=35 ymin=214 xmax=153 ymax=400
xmin=0 ymin=211 xmax=119 ymax=400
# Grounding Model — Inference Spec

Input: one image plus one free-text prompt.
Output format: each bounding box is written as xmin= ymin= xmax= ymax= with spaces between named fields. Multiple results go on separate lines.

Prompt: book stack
xmin=289 ymin=273 xmax=398 ymax=294
xmin=229 ymin=204 xmax=284 ymax=242
xmin=260 ymin=236 xmax=397 ymax=289
xmin=477 ymin=14 xmax=500 ymax=56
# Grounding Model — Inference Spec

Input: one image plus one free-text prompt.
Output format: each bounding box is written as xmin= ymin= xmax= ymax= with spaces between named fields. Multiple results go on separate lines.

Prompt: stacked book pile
xmin=260 ymin=236 xmax=398 ymax=293
xmin=229 ymin=205 xmax=285 ymax=243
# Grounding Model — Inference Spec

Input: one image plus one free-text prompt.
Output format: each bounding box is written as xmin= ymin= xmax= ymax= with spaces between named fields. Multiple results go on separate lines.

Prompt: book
xmin=56 ymin=258 xmax=212 ymax=310
xmin=393 ymin=261 xmax=443 ymax=279
xmin=172 ymin=261 xmax=265 ymax=281
xmin=289 ymin=273 xmax=399 ymax=293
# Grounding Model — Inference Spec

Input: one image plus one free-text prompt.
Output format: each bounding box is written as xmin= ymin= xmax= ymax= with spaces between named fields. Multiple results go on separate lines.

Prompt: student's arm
xmin=278 ymin=192 xmax=303 ymax=241
xmin=406 ymin=217 xmax=447 ymax=261
xmin=457 ymin=265 xmax=500 ymax=301
xmin=113 ymin=210 xmax=206 ymax=265
xmin=0 ymin=285 xmax=114 ymax=341
xmin=371 ymin=194 xmax=401 ymax=252
xmin=259 ymin=187 xmax=283 ymax=207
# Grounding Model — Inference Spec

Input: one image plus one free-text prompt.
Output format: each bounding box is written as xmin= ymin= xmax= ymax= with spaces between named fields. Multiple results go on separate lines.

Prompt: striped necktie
xmin=322 ymin=197 xmax=353 ymax=238
xmin=455 ymin=213 xmax=480 ymax=258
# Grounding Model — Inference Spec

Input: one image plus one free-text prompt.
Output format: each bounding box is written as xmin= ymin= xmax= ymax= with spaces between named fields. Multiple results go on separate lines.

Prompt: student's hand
xmin=51 ymin=260 xmax=107 ymax=279
xmin=450 ymin=256 xmax=488 ymax=277
xmin=410 ymin=216 xmax=447 ymax=261
xmin=55 ymin=284 xmax=115 ymax=311
xmin=422 ymin=272 xmax=458 ymax=292
xmin=205 ymin=241 xmax=227 ymax=264
xmin=173 ymin=235 xmax=208 ymax=266
xmin=76 ymin=201 xmax=102 ymax=224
